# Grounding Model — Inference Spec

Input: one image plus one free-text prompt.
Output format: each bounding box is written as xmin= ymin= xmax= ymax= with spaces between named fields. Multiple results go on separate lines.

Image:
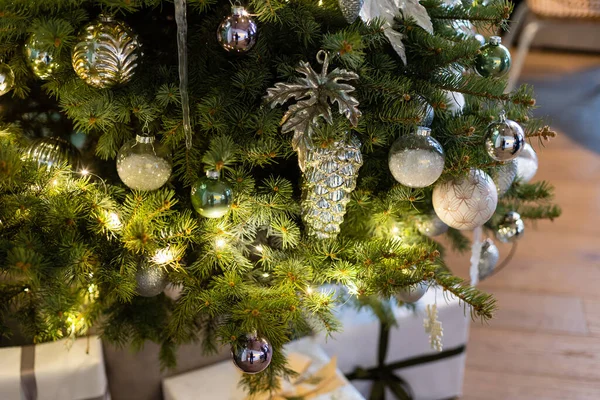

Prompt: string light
xmin=24 ymin=288 xmax=29 ymax=292
xmin=255 ymin=244 xmax=264 ymax=253
xmin=52 ymin=179 xmax=59 ymax=186
xmin=306 ymin=286 xmax=314 ymax=294
xmin=153 ymin=247 xmax=176 ymax=265
xmin=80 ymin=168 xmax=90 ymax=176
xmin=106 ymin=211 xmax=122 ymax=230
xmin=215 ymin=238 xmax=227 ymax=249
xmin=262 ymin=272 xmax=270 ymax=278
xmin=391 ymin=225 xmax=400 ymax=234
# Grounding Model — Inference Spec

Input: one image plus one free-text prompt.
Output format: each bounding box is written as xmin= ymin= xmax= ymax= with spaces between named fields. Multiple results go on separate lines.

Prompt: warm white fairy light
xmin=106 ymin=211 xmax=122 ymax=230
xmin=255 ymin=244 xmax=264 ymax=253
xmin=153 ymin=247 xmax=176 ymax=265
xmin=391 ymin=225 xmax=400 ymax=234
xmin=80 ymin=168 xmax=90 ymax=176
xmin=24 ymin=287 xmax=29 ymax=292
xmin=346 ymin=281 xmax=359 ymax=296
xmin=52 ymin=179 xmax=59 ymax=186
xmin=306 ymin=286 xmax=314 ymax=294
xmin=215 ymin=238 xmax=227 ymax=249
xmin=262 ymin=272 xmax=270 ymax=278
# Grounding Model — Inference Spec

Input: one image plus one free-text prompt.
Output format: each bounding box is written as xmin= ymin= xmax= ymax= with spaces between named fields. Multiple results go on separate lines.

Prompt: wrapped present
xmin=0 ymin=336 xmax=110 ymax=400
xmin=162 ymin=336 xmax=365 ymax=400
xmin=315 ymin=288 xmax=469 ymax=400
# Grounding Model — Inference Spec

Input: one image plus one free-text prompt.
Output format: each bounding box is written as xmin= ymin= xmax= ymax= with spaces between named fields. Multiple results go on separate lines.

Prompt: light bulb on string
xmin=153 ymin=247 xmax=176 ymax=265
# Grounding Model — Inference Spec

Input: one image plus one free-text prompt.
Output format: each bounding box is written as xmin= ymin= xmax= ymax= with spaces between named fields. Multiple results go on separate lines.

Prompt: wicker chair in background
xmin=504 ymin=0 xmax=600 ymax=91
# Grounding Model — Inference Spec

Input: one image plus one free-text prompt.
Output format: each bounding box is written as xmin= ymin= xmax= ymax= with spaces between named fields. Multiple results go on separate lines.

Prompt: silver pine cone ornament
xmin=265 ymin=50 xmax=363 ymax=239
xmin=72 ymin=14 xmax=142 ymax=89
xmin=302 ymin=134 xmax=363 ymax=239
xmin=339 ymin=0 xmax=364 ymax=23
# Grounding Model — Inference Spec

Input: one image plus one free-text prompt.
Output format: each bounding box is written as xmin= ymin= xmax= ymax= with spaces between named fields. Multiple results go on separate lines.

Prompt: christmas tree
xmin=0 ymin=0 xmax=560 ymax=394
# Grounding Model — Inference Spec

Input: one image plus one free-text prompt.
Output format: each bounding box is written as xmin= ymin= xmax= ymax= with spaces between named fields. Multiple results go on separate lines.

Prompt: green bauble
xmin=25 ymin=33 xmax=62 ymax=79
xmin=191 ymin=171 xmax=233 ymax=218
xmin=475 ymin=36 xmax=511 ymax=78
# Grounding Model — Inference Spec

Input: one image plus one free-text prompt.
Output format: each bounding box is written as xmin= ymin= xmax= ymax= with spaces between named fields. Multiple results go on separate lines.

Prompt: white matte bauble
xmin=515 ymin=143 xmax=538 ymax=183
xmin=117 ymin=135 xmax=172 ymax=191
xmin=388 ymin=127 xmax=445 ymax=188
xmin=444 ymin=91 xmax=465 ymax=115
xmin=493 ymin=161 xmax=517 ymax=197
xmin=432 ymin=169 xmax=498 ymax=230
xmin=396 ymin=281 xmax=428 ymax=303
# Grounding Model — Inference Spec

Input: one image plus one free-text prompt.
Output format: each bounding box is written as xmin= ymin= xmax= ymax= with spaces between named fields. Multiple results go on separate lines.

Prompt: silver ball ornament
xmin=478 ymin=238 xmax=500 ymax=281
xmin=25 ymin=34 xmax=62 ymax=79
xmin=217 ymin=6 xmax=258 ymax=53
xmin=496 ymin=211 xmax=525 ymax=243
xmin=396 ymin=281 xmax=428 ymax=303
xmin=515 ymin=143 xmax=538 ymax=183
xmin=493 ymin=161 xmax=517 ymax=197
xmin=388 ymin=127 xmax=445 ymax=188
xmin=135 ymin=264 xmax=168 ymax=297
xmin=0 ymin=63 xmax=15 ymax=96
xmin=417 ymin=214 xmax=449 ymax=237
xmin=72 ymin=14 xmax=142 ymax=89
xmin=26 ymin=137 xmax=82 ymax=170
xmin=231 ymin=333 xmax=273 ymax=374
xmin=484 ymin=112 xmax=525 ymax=162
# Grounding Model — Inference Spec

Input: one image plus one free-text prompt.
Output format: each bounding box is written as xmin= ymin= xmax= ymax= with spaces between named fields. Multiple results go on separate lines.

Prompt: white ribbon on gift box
xmin=0 ymin=336 xmax=109 ymax=400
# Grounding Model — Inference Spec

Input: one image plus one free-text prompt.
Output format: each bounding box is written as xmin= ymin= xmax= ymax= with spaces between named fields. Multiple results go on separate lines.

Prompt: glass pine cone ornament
xmin=0 ymin=63 xmax=15 ymax=96
xmin=116 ymin=135 xmax=172 ymax=191
xmin=302 ymin=134 xmax=363 ymax=239
xmin=25 ymin=34 xmax=62 ymax=79
xmin=135 ymin=264 xmax=168 ymax=297
xmin=515 ymin=143 xmax=538 ymax=183
xmin=475 ymin=36 xmax=511 ymax=78
xmin=339 ymin=0 xmax=364 ymax=23
xmin=484 ymin=111 xmax=525 ymax=162
xmin=217 ymin=5 xmax=258 ymax=53
xmin=72 ymin=14 xmax=142 ymax=88
xmin=496 ymin=211 xmax=525 ymax=243
xmin=396 ymin=282 xmax=428 ymax=303
xmin=388 ymin=127 xmax=445 ymax=188
xmin=231 ymin=333 xmax=273 ymax=374
xmin=26 ymin=137 xmax=82 ymax=170
xmin=190 ymin=171 xmax=234 ymax=218
xmin=432 ymin=168 xmax=498 ymax=230
xmin=478 ymin=238 xmax=500 ymax=281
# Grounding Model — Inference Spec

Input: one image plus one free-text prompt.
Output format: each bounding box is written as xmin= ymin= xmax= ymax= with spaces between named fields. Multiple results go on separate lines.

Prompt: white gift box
xmin=162 ymin=336 xmax=365 ymax=400
xmin=0 ymin=336 xmax=110 ymax=400
xmin=315 ymin=288 xmax=470 ymax=400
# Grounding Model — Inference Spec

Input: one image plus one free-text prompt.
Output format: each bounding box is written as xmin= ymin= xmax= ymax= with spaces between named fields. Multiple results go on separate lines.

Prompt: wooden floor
xmin=448 ymin=50 xmax=600 ymax=400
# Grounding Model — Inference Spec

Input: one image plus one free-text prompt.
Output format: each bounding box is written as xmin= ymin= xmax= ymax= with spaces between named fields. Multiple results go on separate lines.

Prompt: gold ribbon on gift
xmin=248 ymin=352 xmax=346 ymax=400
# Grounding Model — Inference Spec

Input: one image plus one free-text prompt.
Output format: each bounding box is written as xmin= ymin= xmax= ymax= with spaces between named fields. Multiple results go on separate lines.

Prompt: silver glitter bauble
xmin=72 ymin=14 xmax=142 ymax=89
xmin=389 ymin=127 xmax=445 ymax=188
xmin=217 ymin=6 xmax=258 ymax=53
xmin=493 ymin=160 xmax=517 ymax=197
xmin=116 ymin=135 xmax=172 ymax=191
xmin=478 ymin=238 xmax=500 ymax=281
xmin=496 ymin=211 xmax=525 ymax=243
xmin=484 ymin=111 xmax=525 ymax=162
xmin=339 ymin=0 xmax=364 ymax=23
xmin=515 ymin=143 xmax=538 ymax=183
xmin=302 ymin=133 xmax=363 ymax=239
xmin=26 ymin=137 xmax=82 ymax=170
xmin=396 ymin=281 xmax=428 ymax=303
xmin=135 ymin=264 xmax=168 ymax=297
xmin=417 ymin=213 xmax=449 ymax=237
xmin=25 ymin=34 xmax=62 ymax=79
xmin=0 ymin=63 xmax=15 ymax=96
xmin=231 ymin=333 xmax=272 ymax=374
xmin=432 ymin=169 xmax=498 ymax=231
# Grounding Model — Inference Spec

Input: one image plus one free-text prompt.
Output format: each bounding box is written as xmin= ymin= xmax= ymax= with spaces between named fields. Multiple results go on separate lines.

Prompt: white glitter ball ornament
xmin=388 ymin=127 xmax=445 ymax=188
xmin=493 ymin=160 xmax=517 ymax=197
xmin=117 ymin=135 xmax=172 ymax=191
xmin=515 ymin=142 xmax=538 ymax=183
xmin=432 ymin=169 xmax=498 ymax=230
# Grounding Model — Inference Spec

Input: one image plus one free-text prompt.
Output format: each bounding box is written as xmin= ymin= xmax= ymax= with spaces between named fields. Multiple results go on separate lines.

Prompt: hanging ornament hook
xmin=499 ymin=109 xmax=507 ymax=122
xmin=316 ymin=50 xmax=330 ymax=76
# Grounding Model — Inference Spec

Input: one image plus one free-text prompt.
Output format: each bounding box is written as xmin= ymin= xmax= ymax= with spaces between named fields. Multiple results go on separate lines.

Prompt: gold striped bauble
xmin=26 ymin=137 xmax=82 ymax=170
xmin=72 ymin=14 xmax=142 ymax=89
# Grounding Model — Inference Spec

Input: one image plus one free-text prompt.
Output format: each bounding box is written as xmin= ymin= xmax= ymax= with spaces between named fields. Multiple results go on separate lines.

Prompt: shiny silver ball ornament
xmin=417 ymin=214 xmax=449 ymax=237
xmin=0 ymin=63 xmax=15 ymax=96
xmin=493 ymin=160 xmax=517 ymax=197
xmin=496 ymin=211 xmax=525 ymax=243
xmin=135 ymin=264 xmax=168 ymax=297
xmin=217 ymin=6 xmax=258 ymax=53
xmin=339 ymin=0 xmax=364 ymax=23
xmin=515 ymin=143 xmax=538 ymax=183
xmin=388 ymin=127 xmax=445 ymax=188
xmin=72 ymin=14 xmax=142 ymax=88
xmin=25 ymin=34 xmax=62 ymax=79
xmin=231 ymin=333 xmax=273 ymax=374
xmin=26 ymin=137 xmax=82 ymax=170
xmin=484 ymin=111 xmax=525 ymax=162
xmin=396 ymin=281 xmax=428 ymax=303
xmin=478 ymin=238 xmax=500 ymax=281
